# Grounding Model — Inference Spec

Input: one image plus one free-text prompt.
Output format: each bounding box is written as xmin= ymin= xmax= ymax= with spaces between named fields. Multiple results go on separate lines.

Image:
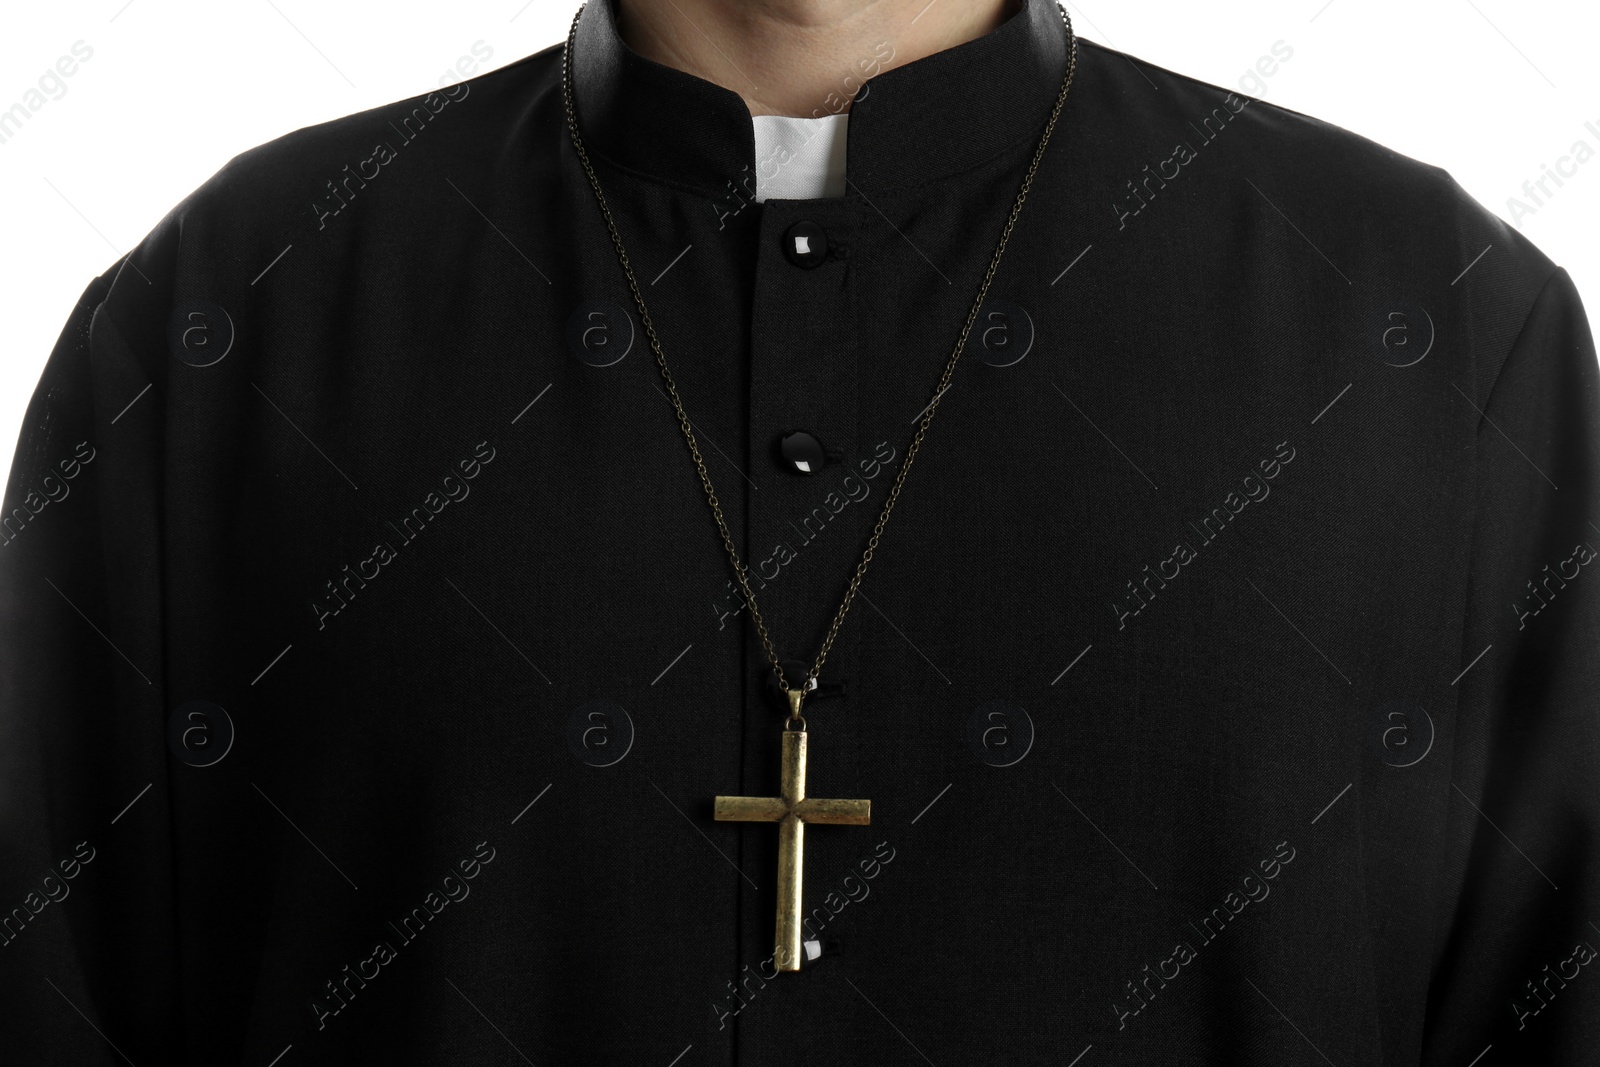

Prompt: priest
xmin=3 ymin=0 xmax=1597 ymax=1063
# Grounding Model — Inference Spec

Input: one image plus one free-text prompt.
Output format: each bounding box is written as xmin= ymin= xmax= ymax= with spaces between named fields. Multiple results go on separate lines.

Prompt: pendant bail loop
xmin=785 ymin=686 xmax=805 ymax=722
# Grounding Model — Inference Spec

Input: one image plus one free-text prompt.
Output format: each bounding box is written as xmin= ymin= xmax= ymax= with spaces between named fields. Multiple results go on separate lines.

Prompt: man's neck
xmin=615 ymin=0 xmax=1018 ymax=118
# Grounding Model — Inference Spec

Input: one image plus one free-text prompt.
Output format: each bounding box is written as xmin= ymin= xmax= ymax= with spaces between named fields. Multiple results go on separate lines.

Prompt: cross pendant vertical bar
xmin=715 ymin=724 xmax=871 ymax=971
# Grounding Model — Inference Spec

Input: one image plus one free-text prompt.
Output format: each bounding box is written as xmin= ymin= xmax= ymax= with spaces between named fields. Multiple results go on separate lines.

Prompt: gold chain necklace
xmin=562 ymin=2 xmax=1078 ymax=971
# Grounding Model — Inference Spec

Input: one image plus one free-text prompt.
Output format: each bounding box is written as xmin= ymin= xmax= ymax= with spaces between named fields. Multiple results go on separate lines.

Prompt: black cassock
xmin=3 ymin=0 xmax=1598 ymax=1063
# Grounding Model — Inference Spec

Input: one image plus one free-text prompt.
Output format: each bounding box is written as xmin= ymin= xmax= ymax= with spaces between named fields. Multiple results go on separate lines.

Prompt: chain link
xmin=561 ymin=3 xmax=1079 ymax=721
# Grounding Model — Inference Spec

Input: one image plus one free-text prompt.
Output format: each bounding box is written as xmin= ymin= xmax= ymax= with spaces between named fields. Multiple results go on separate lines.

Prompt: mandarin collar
xmin=568 ymin=0 xmax=1072 ymax=200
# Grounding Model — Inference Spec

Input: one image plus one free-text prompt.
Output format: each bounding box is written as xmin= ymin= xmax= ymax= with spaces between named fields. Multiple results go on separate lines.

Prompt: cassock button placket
xmin=776 ymin=429 xmax=843 ymax=474
xmin=782 ymin=220 xmax=829 ymax=268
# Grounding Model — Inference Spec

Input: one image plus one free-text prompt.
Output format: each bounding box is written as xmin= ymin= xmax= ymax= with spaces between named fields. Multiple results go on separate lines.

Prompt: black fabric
xmin=3 ymin=0 xmax=1598 ymax=1063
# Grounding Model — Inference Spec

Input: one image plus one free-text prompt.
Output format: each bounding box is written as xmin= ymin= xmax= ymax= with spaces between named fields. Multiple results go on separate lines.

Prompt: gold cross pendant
xmin=714 ymin=694 xmax=870 ymax=972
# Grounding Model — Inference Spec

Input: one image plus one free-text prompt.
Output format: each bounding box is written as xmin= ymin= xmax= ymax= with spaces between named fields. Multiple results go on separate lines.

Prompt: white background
xmin=2 ymin=0 xmax=1596 ymax=490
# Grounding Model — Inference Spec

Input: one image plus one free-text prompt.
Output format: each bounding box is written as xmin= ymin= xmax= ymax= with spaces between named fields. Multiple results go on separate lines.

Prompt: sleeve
xmin=1423 ymin=267 xmax=1600 ymax=1063
xmin=0 ymin=253 xmax=180 ymax=1061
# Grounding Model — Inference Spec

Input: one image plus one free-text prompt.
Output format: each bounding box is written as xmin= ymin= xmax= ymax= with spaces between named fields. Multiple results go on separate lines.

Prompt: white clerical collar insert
xmin=752 ymin=112 xmax=849 ymax=203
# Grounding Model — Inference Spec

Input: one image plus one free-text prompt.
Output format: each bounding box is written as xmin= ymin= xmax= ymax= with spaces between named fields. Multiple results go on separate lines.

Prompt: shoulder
xmin=1074 ymin=38 xmax=1440 ymax=187
xmin=1072 ymin=37 xmax=1563 ymax=400
xmin=1075 ymin=37 xmax=1551 ymax=273
xmin=213 ymin=41 xmax=562 ymax=200
xmin=106 ymin=41 xmax=566 ymax=305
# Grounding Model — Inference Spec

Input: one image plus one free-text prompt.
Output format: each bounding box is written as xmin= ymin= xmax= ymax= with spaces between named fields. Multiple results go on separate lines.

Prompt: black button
xmin=764 ymin=659 xmax=815 ymax=712
xmin=763 ymin=659 xmax=847 ymax=712
xmin=782 ymin=221 xmax=828 ymax=268
xmin=776 ymin=430 xmax=844 ymax=475
xmin=801 ymin=938 xmax=840 ymax=965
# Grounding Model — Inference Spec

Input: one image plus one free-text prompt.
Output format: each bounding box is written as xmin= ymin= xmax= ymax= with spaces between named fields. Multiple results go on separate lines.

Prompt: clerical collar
xmin=569 ymin=0 xmax=1072 ymax=200
xmin=751 ymin=114 xmax=849 ymax=202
